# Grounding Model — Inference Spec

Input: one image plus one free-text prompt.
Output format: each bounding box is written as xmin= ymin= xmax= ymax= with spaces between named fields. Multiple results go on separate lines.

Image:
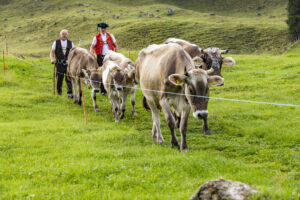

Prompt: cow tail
xmin=142 ymin=96 xmax=151 ymax=111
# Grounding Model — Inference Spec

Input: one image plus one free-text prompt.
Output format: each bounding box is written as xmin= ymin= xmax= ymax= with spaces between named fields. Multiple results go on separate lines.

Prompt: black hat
xmin=97 ymin=22 xmax=109 ymax=28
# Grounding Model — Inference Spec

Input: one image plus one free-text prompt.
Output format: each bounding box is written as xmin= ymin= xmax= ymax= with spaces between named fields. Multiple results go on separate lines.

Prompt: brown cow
xmin=67 ymin=47 xmax=101 ymax=111
xmin=103 ymin=51 xmax=137 ymax=118
xmin=136 ymin=43 xmax=224 ymax=151
xmin=164 ymin=38 xmax=235 ymax=77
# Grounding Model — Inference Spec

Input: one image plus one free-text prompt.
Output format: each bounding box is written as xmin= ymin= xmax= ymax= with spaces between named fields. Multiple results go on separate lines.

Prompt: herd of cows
xmin=67 ymin=38 xmax=236 ymax=151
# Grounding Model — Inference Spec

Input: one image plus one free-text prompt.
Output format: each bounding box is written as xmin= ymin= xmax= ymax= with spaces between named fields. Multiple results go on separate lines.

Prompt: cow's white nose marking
xmin=193 ymin=110 xmax=209 ymax=119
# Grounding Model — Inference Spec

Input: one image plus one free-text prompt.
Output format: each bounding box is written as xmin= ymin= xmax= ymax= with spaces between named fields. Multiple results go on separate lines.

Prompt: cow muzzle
xmin=93 ymin=88 xmax=100 ymax=93
xmin=193 ymin=110 xmax=209 ymax=119
xmin=116 ymin=86 xmax=123 ymax=91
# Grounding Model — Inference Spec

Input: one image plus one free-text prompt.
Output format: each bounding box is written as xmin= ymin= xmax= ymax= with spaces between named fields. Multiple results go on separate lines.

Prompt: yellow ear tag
xmin=176 ymin=79 xmax=182 ymax=84
xmin=223 ymin=61 xmax=228 ymax=65
xmin=196 ymin=61 xmax=201 ymax=65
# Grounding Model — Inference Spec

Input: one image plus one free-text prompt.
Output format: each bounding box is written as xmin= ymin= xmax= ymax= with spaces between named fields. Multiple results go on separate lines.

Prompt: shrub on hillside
xmin=287 ymin=0 xmax=300 ymax=40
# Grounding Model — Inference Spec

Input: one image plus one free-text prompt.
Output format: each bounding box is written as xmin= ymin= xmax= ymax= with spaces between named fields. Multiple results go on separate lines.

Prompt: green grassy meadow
xmin=0 ymin=48 xmax=299 ymax=199
xmin=0 ymin=0 xmax=299 ymax=199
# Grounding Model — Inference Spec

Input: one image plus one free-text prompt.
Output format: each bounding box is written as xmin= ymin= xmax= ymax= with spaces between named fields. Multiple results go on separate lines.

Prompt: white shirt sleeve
xmin=92 ymin=37 xmax=97 ymax=46
xmin=72 ymin=42 xmax=75 ymax=48
xmin=110 ymin=34 xmax=116 ymax=43
xmin=52 ymin=41 xmax=56 ymax=50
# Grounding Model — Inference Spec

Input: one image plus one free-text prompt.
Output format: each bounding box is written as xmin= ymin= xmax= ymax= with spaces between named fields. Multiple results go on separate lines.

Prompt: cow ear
xmin=192 ymin=57 xmax=204 ymax=69
xmin=168 ymin=74 xmax=187 ymax=86
xmin=207 ymin=75 xmax=224 ymax=86
xmin=222 ymin=57 xmax=235 ymax=66
xmin=82 ymin=69 xmax=91 ymax=77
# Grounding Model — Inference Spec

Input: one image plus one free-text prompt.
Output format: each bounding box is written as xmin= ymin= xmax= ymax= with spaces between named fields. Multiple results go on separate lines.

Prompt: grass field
xmin=0 ymin=48 xmax=299 ymax=199
xmin=0 ymin=0 xmax=292 ymax=56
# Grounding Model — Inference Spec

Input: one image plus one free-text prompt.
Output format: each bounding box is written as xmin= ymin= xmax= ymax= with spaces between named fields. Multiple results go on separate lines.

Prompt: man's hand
xmin=51 ymin=59 xmax=56 ymax=64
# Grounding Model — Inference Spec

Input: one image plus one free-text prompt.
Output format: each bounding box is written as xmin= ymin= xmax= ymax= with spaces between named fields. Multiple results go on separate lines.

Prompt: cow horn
xmin=203 ymin=49 xmax=209 ymax=54
xmin=220 ymin=49 xmax=229 ymax=54
xmin=206 ymin=67 xmax=214 ymax=75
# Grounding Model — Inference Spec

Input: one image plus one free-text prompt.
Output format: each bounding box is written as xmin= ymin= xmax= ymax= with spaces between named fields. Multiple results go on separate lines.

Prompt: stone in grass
xmin=168 ymin=8 xmax=174 ymax=15
xmin=210 ymin=13 xmax=215 ymax=16
xmin=156 ymin=9 xmax=160 ymax=12
xmin=257 ymin=13 xmax=261 ymax=16
xmin=83 ymin=3 xmax=89 ymax=7
xmin=114 ymin=14 xmax=120 ymax=19
xmin=189 ymin=179 xmax=260 ymax=200
xmin=3 ymin=18 xmax=7 ymax=21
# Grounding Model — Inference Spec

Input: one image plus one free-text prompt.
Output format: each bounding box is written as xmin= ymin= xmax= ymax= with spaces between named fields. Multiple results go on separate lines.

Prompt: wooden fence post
xmin=3 ymin=50 xmax=5 ymax=76
xmin=80 ymin=78 xmax=88 ymax=124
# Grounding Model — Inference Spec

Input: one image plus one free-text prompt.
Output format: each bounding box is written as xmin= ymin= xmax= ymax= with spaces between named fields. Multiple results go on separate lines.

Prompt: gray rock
xmin=140 ymin=11 xmax=144 ymax=14
xmin=210 ymin=13 xmax=215 ymax=16
xmin=156 ymin=9 xmax=160 ymax=12
xmin=83 ymin=3 xmax=89 ymax=7
xmin=77 ymin=3 xmax=83 ymax=6
xmin=257 ymin=13 xmax=261 ymax=16
xmin=138 ymin=15 xmax=142 ymax=18
xmin=168 ymin=8 xmax=174 ymax=15
xmin=155 ymin=15 xmax=161 ymax=18
xmin=257 ymin=6 xmax=265 ymax=10
xmin=190 ymin=179 xmax=260 ymax=200
xmin=3 ymin=18 xmax=7 ymax=21
xmin=114 ymin=14 xmax=120 ymax=19
xmin=148 ymin=13 xmax=154 ymax=17
xmin=77 ymin=10 xmax=85 ymax=13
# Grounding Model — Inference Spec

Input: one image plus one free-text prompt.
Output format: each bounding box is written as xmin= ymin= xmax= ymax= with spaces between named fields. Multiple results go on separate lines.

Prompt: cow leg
xmin=91 ymin=90 xmax=100 ymax=112
xmin=160 ymin=98 xmax=179 ymax=149
xmin=203 ymin=118 xmax=211 ymax=135
xmin=120 ymin=91 xmax=127 ymax=119
xmin=130 ymin=89 xmax=137 ymax=116
xmin=77 ymin=78 xmax=82 ymax=106
xmin=180 ymin=106 xmax=190 ymax=152
xmin=148 ymin=100 xmax=164 ymax=144
xmin=174 ymin=111 xmax=181 ymax=129
xmin=110 ymin=93 xmax=120 ymax=122
xmin=72 ymin=79 xmax=78 ymax=103
xmin=152 ymin=123 xmax=157 ymax=138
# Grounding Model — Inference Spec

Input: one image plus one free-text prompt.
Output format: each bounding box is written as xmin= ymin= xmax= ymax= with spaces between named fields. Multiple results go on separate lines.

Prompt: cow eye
xmin=189 ymin=87 xmax=193 ymax=93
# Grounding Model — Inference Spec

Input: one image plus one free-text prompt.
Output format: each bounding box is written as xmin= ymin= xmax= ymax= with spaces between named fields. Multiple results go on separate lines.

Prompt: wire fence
xmin=4 ymin=53 xmax=300 ymax=108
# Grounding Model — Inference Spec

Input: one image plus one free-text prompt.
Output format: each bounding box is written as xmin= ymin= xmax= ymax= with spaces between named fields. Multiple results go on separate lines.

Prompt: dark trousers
xmin=56 ymin=63 xmax=72 ymax=95
xmin=97 ymin=54 xmax=105 ymax=67
xmin=96 ymin=54 xmax=106 ymax=94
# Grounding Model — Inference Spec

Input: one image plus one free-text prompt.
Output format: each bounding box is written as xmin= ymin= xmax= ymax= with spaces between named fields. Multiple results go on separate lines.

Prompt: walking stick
xmin=53 ymin=64 xmax=56 ymax=96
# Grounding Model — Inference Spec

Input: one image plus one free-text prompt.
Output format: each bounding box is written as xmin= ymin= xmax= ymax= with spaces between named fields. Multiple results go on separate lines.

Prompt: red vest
xmin=95 ymin=32 xmax=115 ymax=55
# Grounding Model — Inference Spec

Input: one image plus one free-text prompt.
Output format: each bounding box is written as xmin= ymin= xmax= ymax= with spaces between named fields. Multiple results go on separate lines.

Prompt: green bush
xmin=287 ymin=0 xmax=300 ymax=40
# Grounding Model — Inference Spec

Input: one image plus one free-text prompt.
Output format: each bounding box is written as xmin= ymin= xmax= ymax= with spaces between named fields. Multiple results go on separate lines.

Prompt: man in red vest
xmin=90 ymin=22 xmax=118 ymax=95
xmin=90 ymin=22 xmax=118 ymax=67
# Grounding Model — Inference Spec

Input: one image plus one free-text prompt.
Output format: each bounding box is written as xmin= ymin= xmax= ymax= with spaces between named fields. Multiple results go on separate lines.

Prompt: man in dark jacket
xmin=50 ymin=29 xmax=74 ymax=98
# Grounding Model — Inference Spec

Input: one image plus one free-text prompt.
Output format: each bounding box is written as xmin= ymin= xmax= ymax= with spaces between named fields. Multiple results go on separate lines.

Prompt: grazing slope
xmin=0 ymin=0 xmax=292 ymax=56
xmin=0 ymin=49 xmax=299 ymax=199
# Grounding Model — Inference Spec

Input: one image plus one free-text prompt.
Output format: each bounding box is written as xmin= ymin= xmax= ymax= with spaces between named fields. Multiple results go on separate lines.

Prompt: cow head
xmin=168 ymin=68 xmax=224 ymax=119
xmin=82 ymin=69 xmax=101 ymax=93
xmin=201 ymin=48 xmax=235 ymax=77
xmin=110 ymin=66 xmax=127 ymax=91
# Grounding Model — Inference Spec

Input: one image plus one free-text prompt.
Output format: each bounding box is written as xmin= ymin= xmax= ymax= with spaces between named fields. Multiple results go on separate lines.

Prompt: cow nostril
xmin=197 ymin=113 xmax=202 ymax=119
xmin=117 ymin=87 xmax=122 ymax=91
xmin=94 ymin=88 xmax=100 ymax=93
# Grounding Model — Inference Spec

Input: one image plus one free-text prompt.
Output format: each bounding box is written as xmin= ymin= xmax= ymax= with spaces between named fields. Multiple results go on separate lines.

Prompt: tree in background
xmin=287 ymin=0 xmax=300 ymax=40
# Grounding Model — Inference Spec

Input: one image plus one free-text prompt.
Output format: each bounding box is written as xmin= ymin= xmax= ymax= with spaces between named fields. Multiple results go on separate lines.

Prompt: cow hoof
xmin=171 ymin=141 xmax=180 ymax=149
xmin=204 ymin=130 xmax=211 ymax=135
xmin=115 ymin=119 xmax=120 ymax=123
xmin=94 ymin=107 xmax=100 ymax=112
xmin=181 ymin=147 xmax=188 ymax=152
xmin=152 ymin=133 xmax=157 ymax=138
xmin=132 ymin=112 xmax=137 ymax=117
xmin=157 ymin=138 xmax=165 ymax=144
xmin=120 ymin=113 xmax=125 ymax=119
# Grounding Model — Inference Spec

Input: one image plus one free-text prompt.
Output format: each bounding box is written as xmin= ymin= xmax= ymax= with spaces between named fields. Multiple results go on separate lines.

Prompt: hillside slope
xmin=0 ymin=0 xmax=291 ymax=56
